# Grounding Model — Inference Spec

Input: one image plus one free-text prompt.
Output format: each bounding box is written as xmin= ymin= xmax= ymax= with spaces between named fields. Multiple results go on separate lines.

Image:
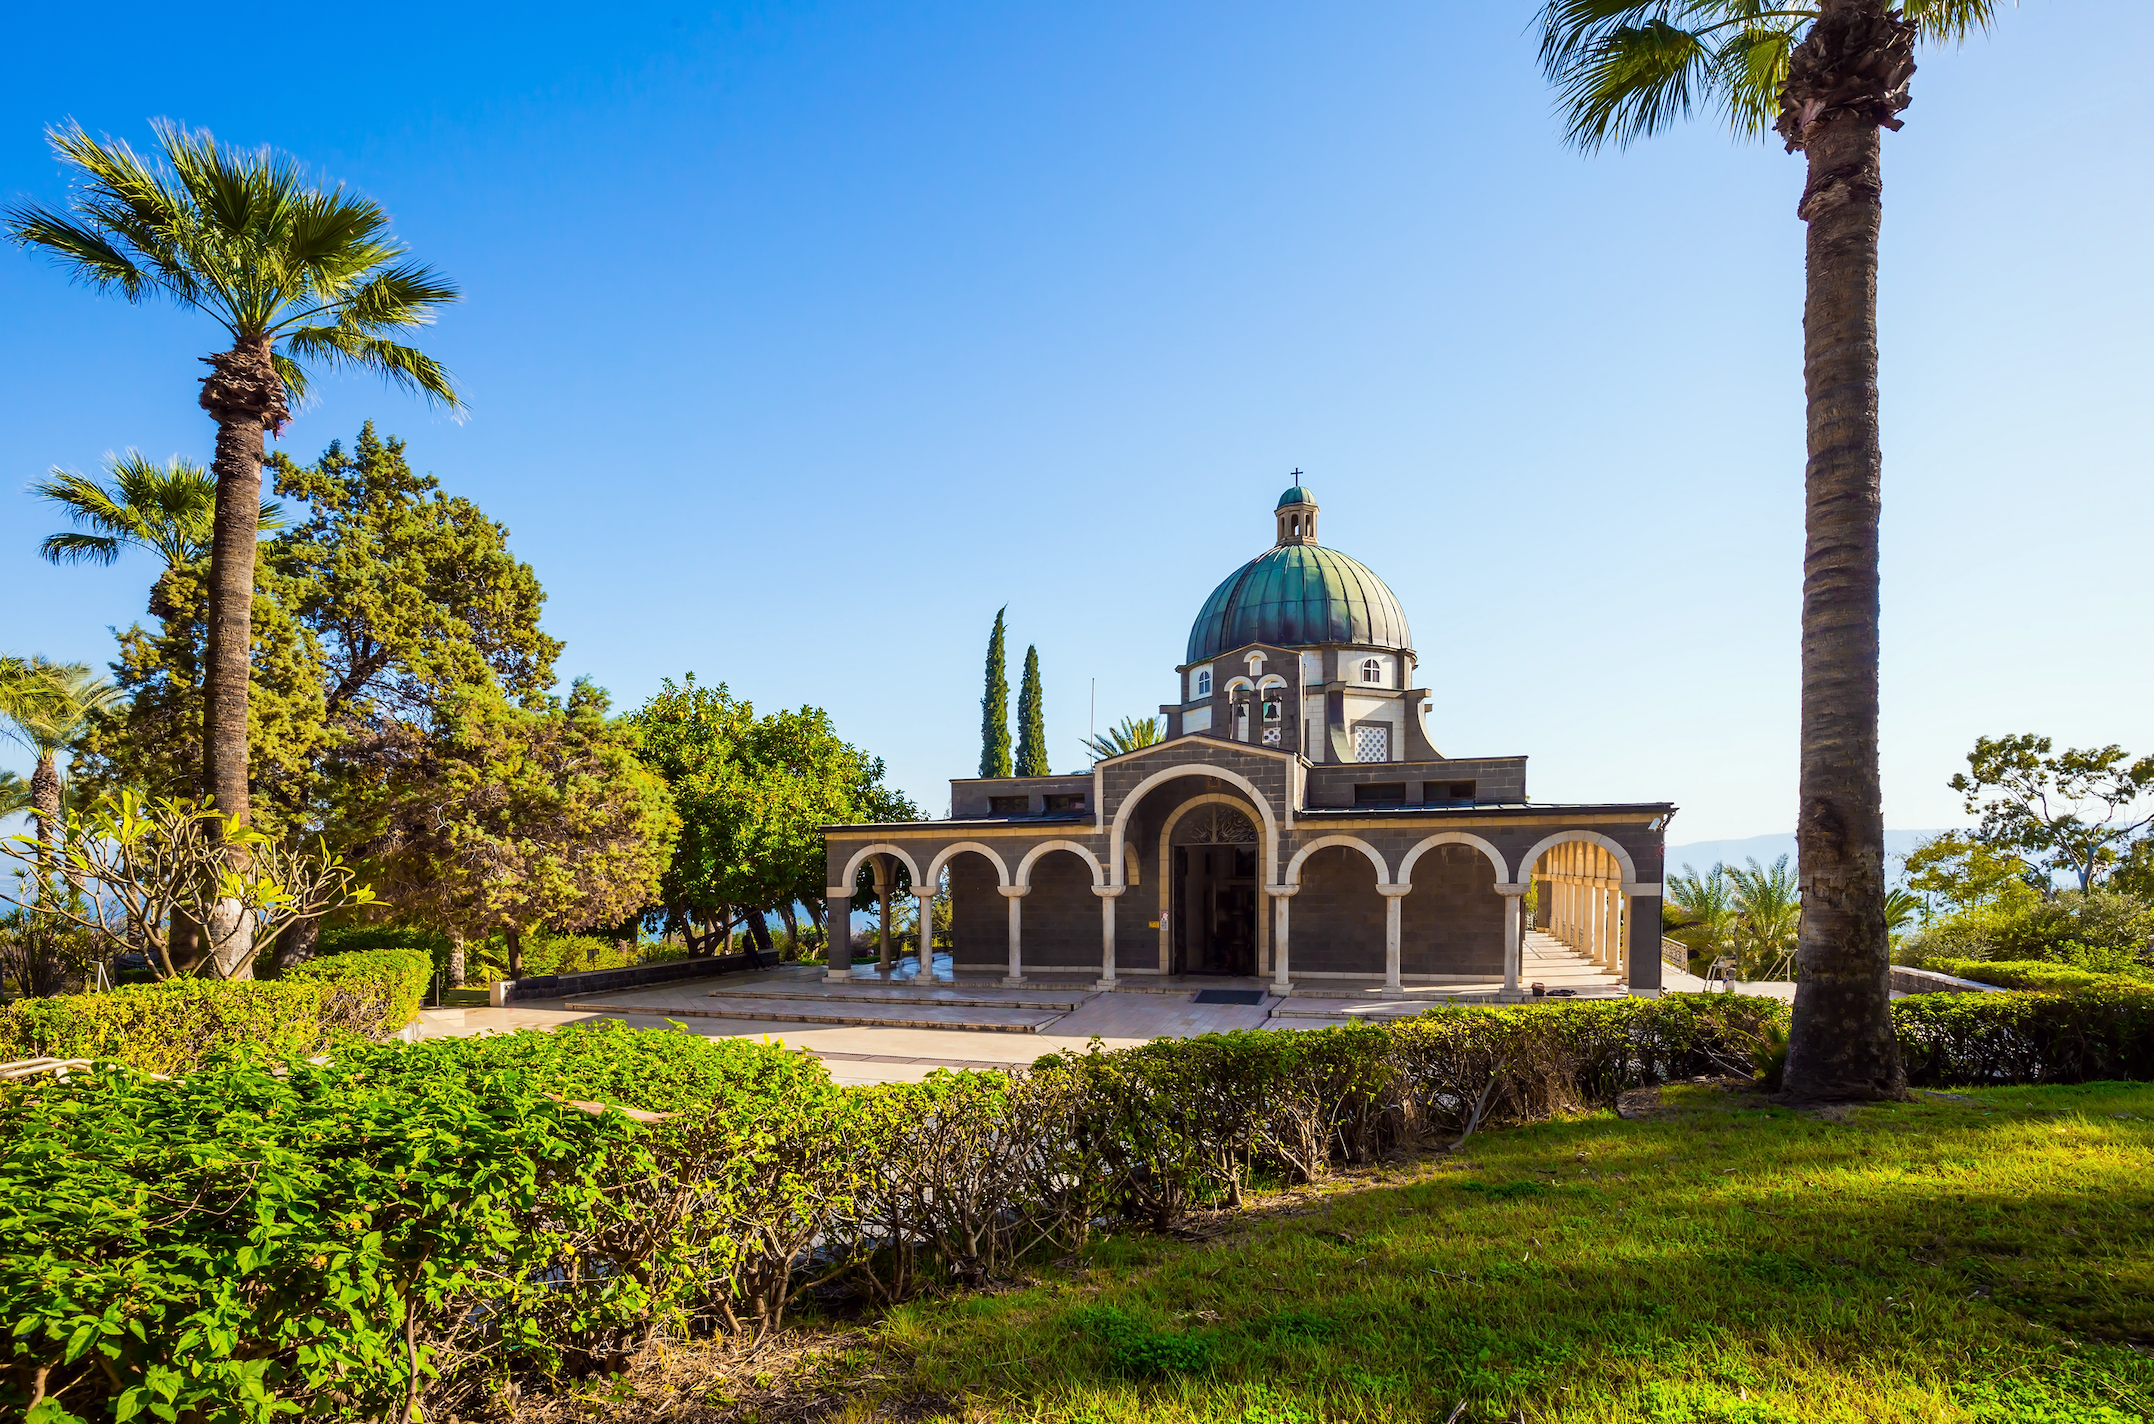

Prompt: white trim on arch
xmin=837 ymin=842 xmax=924 ymax=888
xmin=1397 ymin=832 xmax=1510 ymax=885
xmin=1015 ymin=839 xmax=1105 ymax=888
xmin=1109 ymin=763 xmax=1283 ymax=886
xmin=1519 ymin=829 xmax=1640 ymax=884
xmin=1284 ymin=834 xmax=1392 ymax=886
xmin=923 ymin=840 xmax=1013 ymax=887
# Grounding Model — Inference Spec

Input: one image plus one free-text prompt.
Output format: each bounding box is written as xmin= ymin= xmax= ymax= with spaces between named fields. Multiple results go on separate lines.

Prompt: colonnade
xmin=827 ymin=853 xmax=1125 ymax=989
xmin=1535 ymin=840 xmax=1627 ymax=978
xmin=1262 ymin=879 xmax=1528 ymax=1000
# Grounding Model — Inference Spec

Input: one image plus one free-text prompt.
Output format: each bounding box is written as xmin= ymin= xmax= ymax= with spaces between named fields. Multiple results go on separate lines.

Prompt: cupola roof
xmin=1186 ymin=485 xmax=1411 ymax=662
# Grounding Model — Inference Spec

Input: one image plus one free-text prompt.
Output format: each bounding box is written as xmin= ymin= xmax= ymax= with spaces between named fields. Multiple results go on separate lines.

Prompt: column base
xmin=1626 ymin=986 xmax=1663 ymax=999
xmin=1000 ymin=975 xmax=1028 ymax=988
xmin=1378 ymin=986 xmax=1408 ymax=1000
xmin=824 ymin=972 xmax=855 ymax=985
xmin=1271 ymin=980 xmax=1295 ymax=996
xmin=1093 ymin=977 xmax=1120 ymax=990
xmin=1495 ymin=989 xmax=1532 ymax=1003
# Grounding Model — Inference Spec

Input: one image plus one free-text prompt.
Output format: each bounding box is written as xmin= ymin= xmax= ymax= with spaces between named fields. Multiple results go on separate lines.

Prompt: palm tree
xmin=4 ymin=121 xmax=461 ymax=853
xmin=1666 ymin=861 xmax=1739 ymax=971
xmin=0 ymin=659 xmax=122 ymax=859
xmin=1537 ymin=0 xmax=2001 ymax=1102
xmin=34 ymin=450 xmax=283 ymax=573
xmin=1082 ymin=714 xmax=1164 ymax=762
xmin=0 ymin=771 xmax=28 ymax=820
xmin=1728 ymin=855 xmax=1802 ymax=981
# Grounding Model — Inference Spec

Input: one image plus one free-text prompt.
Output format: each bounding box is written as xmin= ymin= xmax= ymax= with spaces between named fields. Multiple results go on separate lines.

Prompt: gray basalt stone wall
xmin=1291 ymin=844 xmax=1386 ymax=973
xmin=947 ymin=853 xmax=1007 ymax=968
xmin=1021 ymin=849 xmax=1101 ymax=968
xmin=1400 ymin=842 xmax=1503 ymax=976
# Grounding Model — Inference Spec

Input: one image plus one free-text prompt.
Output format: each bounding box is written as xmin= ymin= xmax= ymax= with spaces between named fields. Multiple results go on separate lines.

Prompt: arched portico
xmin=924 ymin=840 xmax=1013 ymax=887
xmin=1015 ymin=839 xmax=1104 ymax=887
xmin=1526 ymin=832 xmax=1638 ymax=981
xmin=837 ymin=842 xmax=924 ymax=888
xmin=1398 ymin=832 xmax=1510 ymax=884
xmin=1284 ymin=833 xmax=1393 ymax=886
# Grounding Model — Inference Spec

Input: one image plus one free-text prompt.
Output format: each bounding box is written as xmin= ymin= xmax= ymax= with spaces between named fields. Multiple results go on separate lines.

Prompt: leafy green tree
xmin=1014 ymin=644 xmax=1049 ymax=777
xmin=1901 ymin=830 xmax=2038 ymax=917
xmin=1082 ymin=714 xmax=1164 ymax=762
xmin=979 ymin=607 xmax=1011 ymax=779
xmin=34 ymin=450 xmax=283 ymax=571
xmin=630 ymin=677 xmax=917 ymax=959
xmin=1951 ymin=734 xmax=2154 ymax=892
xmin=5 ymin=121 xmax=462 ymax=847
xmin=1538 ymin=0 xmax=2003 ymax=1103
xmin=354 ymin=681 xmax=676 ymax=983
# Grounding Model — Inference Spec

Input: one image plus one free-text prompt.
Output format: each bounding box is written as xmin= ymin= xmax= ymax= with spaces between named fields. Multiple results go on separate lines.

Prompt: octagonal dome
xmin=1186 ymin=541 xmax=1412 ymax=663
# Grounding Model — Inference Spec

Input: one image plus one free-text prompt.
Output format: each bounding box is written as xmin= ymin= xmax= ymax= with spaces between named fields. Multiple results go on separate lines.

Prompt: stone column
xmin=824 ymin=884 xmax=855 ymax=983
xmin=1268 ymin=885 xmax=1297 ymax=993
xmin=915 ymin=886 xmax=936 ymax=980
xmin=1605 ymin=874 xmax=1623 ymax=978
xmin=1093 ymin=884 xmax=1125 ymax=989
xmin=1377 ymin=884 xmax=1412 ymax=997
xmin=1624 ymin=882 xmax=1664 ymax=996
xmin=999 ymin=885 xmax=1029 ymax=986
xmin=1494 ymin=882 xmax=1528 ymax=1001
xmin=875 ymin=859 xmax=894 ymax=974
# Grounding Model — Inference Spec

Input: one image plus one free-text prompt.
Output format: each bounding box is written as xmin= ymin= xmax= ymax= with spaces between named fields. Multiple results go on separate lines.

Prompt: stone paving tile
xmin=570 ymin=992 xmax=1067 ymax=1034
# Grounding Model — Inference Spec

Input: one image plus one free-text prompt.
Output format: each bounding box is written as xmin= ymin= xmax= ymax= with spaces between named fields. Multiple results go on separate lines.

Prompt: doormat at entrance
xmin=1191 ymin=989 xmax=1268 ymax=1005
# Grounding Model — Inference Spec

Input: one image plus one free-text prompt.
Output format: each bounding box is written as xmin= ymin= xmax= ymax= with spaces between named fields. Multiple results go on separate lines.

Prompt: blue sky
xmin=2 ymin=1 xmax=2146 ymax=843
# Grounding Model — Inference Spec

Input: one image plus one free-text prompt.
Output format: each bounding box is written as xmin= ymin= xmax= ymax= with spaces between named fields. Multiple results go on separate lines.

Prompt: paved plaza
xmin=401 ymin=931 xmax=1791 ymax=1085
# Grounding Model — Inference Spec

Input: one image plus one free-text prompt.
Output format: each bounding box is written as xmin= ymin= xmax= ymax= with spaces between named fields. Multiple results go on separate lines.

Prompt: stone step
xmin=565 ymin=996 xmax=1068 ymax=1034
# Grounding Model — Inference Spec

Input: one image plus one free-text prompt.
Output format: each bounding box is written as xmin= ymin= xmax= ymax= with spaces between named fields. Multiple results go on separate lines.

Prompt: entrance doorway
xmin=1171 ymin=805 xmax=1260 ymax=976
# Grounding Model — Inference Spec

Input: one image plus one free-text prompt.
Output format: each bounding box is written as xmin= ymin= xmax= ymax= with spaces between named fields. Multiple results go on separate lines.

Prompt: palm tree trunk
xmin=198 ymin=336 xmax=285 ymax=981
xmin=27 ymin=750 xmax=59 ymax=863
xmin=1777 ymin=0 xmax=1913 ymax=1103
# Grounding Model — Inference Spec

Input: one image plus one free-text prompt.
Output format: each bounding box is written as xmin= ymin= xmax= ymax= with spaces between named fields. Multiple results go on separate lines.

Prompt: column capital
xmin=1265 ymin=884 xmax=1300 ymax=898
xmin=824 ymin=886 xmax=853 ymax=901
xmin=1622 ymin=881 xmax=1663 ymax=897
xmin=1375 ymin=883 xmax=1413 ymax=898
xmin=1092 ymin=884 xmax=1126 ymax=898
xmin=998 ymin=884 xmax=1032 ymax=898
xmin=1492 ymin=882 xmax=1529 ymax=896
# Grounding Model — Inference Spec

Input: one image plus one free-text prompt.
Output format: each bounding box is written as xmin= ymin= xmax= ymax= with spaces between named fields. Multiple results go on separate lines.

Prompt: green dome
xmin=1186 ymin=543 xmax=1411 ymax=663
xmin=1276 ymin=485 xmax=1316 ymax=509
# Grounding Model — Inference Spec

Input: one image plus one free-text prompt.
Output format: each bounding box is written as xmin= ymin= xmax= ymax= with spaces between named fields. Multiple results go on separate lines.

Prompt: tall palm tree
xmin=1538 ymin=0 xmax=2000 ymax=1102
xmin=1728 ymin=855 xmax=1802 ymax=981
xmin=0 ymin=659 xmax=122 ymax=858
xmin=34 ymin=450 xmax=283 ymax=573
xmin=4 ymin=121 xmax=461 ymax=855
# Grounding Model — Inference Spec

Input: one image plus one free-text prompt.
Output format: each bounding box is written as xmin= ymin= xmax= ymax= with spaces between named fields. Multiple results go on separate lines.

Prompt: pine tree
xmin=1015 ymin=644 xmax=1049 ymax=777
xmin=979 ymin=607 xmax=1012 ymax=778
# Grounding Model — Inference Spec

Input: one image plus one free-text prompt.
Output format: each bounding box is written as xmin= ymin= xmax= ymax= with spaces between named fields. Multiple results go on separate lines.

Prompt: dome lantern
xmin=1275 ymin=474 xmax=1318 ymax=545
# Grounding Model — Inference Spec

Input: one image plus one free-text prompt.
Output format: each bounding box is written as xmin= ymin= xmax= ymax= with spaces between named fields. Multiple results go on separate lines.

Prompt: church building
xmin=822 ymin=484 xmax=1675 ymax=998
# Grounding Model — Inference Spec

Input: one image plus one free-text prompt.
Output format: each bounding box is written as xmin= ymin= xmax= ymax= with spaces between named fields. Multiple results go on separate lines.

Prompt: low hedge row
xmin=1915 ymin=956 xmax=2152 ymax=993
xmin=0 ymin=949 xmax=430 ymax=1075
xmin=5 ymin=984 xmax=2149 ymax=1421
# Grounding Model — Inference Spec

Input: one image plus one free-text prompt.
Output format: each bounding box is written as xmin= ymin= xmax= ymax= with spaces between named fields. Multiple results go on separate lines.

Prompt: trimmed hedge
xmin=1915 ymin=956 xmax=2151 ymax=993
xmin=1895 ymin=981 xmax=2154 ymax=1086
xmin=0 ymin=949 xmax=430 ymax=1074
xmin=4 ymin=986 xmax=2149 ymax=1421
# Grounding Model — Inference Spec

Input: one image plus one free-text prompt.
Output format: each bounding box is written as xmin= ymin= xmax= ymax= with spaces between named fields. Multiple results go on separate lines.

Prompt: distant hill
xmin=1663 ymin=830 xmax=1953 ymax=886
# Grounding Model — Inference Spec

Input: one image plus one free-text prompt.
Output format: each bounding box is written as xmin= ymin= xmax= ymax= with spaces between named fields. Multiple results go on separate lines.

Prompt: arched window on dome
xmin=1360 ymin=658 xmax=1382 ymax=685
xmin=1195 ymin=669 xmax=1211 ymax=697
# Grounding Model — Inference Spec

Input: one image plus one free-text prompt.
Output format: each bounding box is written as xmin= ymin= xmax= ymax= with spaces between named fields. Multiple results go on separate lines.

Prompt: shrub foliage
xmin=2 ymin=986 xmax=2147 ymax=1421
xmin=0 ymin=949 xmax=428 ymax=1073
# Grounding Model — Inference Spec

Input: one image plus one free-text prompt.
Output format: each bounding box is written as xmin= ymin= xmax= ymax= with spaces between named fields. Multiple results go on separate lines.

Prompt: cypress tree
xmin=979 ymin=607 xmax=1012 ymax=778
xmin=1015 ymin=644 xmax=1048 ymax=777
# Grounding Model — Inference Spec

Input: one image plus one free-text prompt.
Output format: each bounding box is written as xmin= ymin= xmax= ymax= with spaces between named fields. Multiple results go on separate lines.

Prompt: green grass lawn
xmin=767 ymin=1080 xmax=2154 ymax=1424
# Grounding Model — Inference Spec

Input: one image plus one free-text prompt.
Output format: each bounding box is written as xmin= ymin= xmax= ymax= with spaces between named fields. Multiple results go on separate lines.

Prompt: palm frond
xmin=281 ymin=326 xmax=463 ymax=409
xmin=36 ymin=531 xmax=124 ymax=566
xmin=31 ymin=450 xmax=238 ymax=570
xmin=0 ymin=659 xmax=121 ymax=759
xmin=1906 ymin=0 xmax=2003 ymax=45
xmin=1538 ymin=1 xmax=1813 ymax=151
xmin=0 ymin=770 xmax=29 ymax=819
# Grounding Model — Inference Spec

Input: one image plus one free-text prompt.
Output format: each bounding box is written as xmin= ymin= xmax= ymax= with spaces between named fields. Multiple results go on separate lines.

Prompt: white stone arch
xmin=1397 ymin=832 xmax=1511 ymax=886
xmin=1109 ymin=763 xmax=1282 ymax=886
xmin=924 ymin=840 xmax=1013 ymax=888
xmin=1224 ymin=675 xmax=1255 ymax=694
xmin=1284 ymin=834 xmax=1392 ymax=887
xmin=837 ymin=842 xmax=924 ymax=888
xmin=1518 ymin=829 xmax=1639 ymax=885
xmin=1014 ymin=838 xmax=1105 ymax=888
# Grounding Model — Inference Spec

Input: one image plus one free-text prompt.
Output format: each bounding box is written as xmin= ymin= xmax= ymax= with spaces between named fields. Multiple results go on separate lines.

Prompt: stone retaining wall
xmin=489 ymin=952 xmax=756 ymax=1005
